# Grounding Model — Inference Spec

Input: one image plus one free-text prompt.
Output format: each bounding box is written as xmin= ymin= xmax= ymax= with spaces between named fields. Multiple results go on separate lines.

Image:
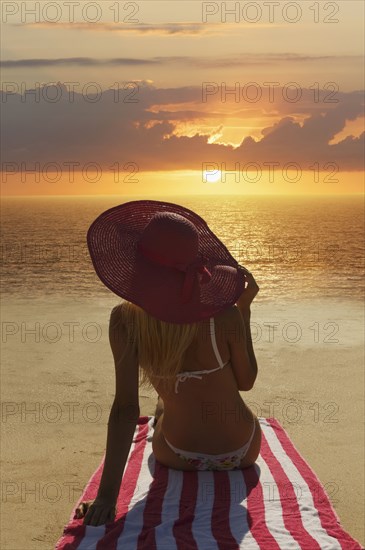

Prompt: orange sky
xmin=1 ymin=1 xmax=364 ymax=196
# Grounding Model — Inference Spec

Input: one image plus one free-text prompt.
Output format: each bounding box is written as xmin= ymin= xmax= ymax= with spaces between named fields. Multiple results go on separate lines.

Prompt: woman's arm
xmin=227 ymin=305 xmax=257 ymax=391
xmin=236 ymin=269 xmax=260 ymax=388
xmin=96 ymin=403 xmax=140 ymax=502
xmin=96 ymin=305 xmax=140 ymax=500
xmin=239 ymin=308 xmax=258 ymax=386
xmin=76 ymin=304 xmax=140 ymax=526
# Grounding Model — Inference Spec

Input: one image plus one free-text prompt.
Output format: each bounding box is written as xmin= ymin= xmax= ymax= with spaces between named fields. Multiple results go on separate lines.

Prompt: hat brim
xmin=87 ymin=200 xmax=246 ymax=323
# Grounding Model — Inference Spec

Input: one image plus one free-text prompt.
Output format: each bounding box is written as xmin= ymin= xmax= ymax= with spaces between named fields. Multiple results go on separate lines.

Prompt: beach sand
xmin=1 ymin=296 xmax=364 ymax=549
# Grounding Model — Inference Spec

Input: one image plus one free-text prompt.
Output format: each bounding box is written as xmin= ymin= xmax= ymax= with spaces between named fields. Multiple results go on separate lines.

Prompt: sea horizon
xmin=1 ymin=194 xmax=363 ymax=302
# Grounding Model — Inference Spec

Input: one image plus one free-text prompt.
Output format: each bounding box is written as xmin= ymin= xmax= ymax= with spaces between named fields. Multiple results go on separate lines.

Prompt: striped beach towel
xmin=55 ymin=416 xmax=363 ymax=550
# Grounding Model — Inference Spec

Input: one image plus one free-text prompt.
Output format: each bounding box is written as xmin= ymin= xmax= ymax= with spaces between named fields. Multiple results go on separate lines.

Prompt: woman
xmin=75 ymin=200 xmax=261 ymax=526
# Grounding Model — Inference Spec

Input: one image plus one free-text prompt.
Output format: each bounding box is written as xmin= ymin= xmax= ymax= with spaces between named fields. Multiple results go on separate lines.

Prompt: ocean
xmin=1 ymin=194 xmax=364 ymax=302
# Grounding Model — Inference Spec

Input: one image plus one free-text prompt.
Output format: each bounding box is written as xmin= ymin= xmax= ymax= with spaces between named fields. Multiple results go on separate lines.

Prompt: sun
xmin=203 ymin=170 xmax=222 ymax=183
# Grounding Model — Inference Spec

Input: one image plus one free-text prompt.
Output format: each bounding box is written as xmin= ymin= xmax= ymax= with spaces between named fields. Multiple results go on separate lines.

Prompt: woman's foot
xmin=153 ymin=396 xmax=164 ymax=427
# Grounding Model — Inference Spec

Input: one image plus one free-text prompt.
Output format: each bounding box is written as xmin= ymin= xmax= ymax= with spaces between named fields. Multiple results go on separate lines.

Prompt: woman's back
xmin=148 ymin=305 xmax=255 ymax=453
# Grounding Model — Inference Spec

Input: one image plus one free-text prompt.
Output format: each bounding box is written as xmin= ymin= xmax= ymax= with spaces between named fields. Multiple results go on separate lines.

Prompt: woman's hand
xmin=74 ymin=497 xmax=117 ymax=526
xmin=236 ymin=268 xmax=259 ymax=314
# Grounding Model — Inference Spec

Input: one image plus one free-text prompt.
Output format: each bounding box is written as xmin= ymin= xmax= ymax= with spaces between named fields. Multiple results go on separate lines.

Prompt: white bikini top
xmin=174 ymin=316 xmax=229 ymax=394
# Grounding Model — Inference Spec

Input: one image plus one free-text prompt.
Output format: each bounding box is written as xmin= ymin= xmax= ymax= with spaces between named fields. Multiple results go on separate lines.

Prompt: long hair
xmin=121 ymin=300 xmax=201 ymax=393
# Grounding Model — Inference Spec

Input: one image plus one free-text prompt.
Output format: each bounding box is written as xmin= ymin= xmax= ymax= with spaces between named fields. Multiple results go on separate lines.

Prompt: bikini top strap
xmin=209 ymin=317 xmax=225 ymax=368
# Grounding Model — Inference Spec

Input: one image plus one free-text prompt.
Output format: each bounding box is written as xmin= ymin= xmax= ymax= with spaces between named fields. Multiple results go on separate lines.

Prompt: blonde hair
xmin=121 ymin=300 xmax=201 ymax=393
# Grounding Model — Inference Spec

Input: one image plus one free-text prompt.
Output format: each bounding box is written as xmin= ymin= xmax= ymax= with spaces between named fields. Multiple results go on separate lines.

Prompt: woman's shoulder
xmin=110 ymin=301 xmax=128 ymax=326
xmin=111 ymin=301 xmax=123 ymax=315
xmin=195 ymin=305 xmax=237 ymax=331
xmin=110 ymin=302 xmax=238 ymax=326
xmin=212 ymin=305 xmax=242 ymax=341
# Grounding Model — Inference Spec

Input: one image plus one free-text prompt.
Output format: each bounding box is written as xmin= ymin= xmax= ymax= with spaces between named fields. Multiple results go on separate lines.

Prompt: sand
xmin=1 ymin=296 xmax=364 ymax=549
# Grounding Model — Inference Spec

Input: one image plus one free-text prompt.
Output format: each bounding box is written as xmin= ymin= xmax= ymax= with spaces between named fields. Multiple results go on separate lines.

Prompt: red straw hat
xmin=87 ymin=200 xmax=247 ymax=324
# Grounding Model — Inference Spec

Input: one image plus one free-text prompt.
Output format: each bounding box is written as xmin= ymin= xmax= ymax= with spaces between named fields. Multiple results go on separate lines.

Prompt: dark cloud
xmin=2 ymin=53 xmax=362 ymax=69
xmin=1 ymin=82 xmax=364 ymax=171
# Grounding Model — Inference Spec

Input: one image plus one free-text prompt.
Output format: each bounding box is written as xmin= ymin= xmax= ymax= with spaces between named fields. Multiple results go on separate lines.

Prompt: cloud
xmin=12 ymin=21 xmax=279 ymax=34
xmin=1 ymin=57 xmax=159 ymax=68
xmin=1 ymin=82 xmax=364 ymax=171
xmin=234 ymin=104 xmax=364 ymax=166
xmin=2 ymin=53 xmax=362 ymax=69
xmin=188 ymin=53 xmax=362 ymax=69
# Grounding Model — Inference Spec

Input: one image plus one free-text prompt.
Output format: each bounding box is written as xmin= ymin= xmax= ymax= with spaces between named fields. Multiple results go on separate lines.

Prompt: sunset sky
xmin=1 ymin=0 xmax=364 ymax=195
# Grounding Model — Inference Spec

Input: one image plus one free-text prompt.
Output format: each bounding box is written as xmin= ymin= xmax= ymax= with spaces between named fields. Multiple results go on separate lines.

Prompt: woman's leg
xmin=238 ymin=416 xmax=262 ymax=468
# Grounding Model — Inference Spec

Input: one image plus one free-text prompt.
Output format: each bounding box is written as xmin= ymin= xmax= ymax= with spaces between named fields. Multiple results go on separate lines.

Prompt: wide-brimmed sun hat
xmin=86 ymin=199 xmax=247 ymax=324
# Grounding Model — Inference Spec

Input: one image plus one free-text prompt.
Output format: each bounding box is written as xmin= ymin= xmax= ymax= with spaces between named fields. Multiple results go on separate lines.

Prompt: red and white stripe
xmin=55 ymin=416 xmax=364 ymax=550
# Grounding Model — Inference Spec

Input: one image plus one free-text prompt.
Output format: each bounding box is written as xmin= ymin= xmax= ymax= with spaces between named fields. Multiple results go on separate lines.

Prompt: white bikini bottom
xmin=163 ymin=421 xmax=256 ymax=471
